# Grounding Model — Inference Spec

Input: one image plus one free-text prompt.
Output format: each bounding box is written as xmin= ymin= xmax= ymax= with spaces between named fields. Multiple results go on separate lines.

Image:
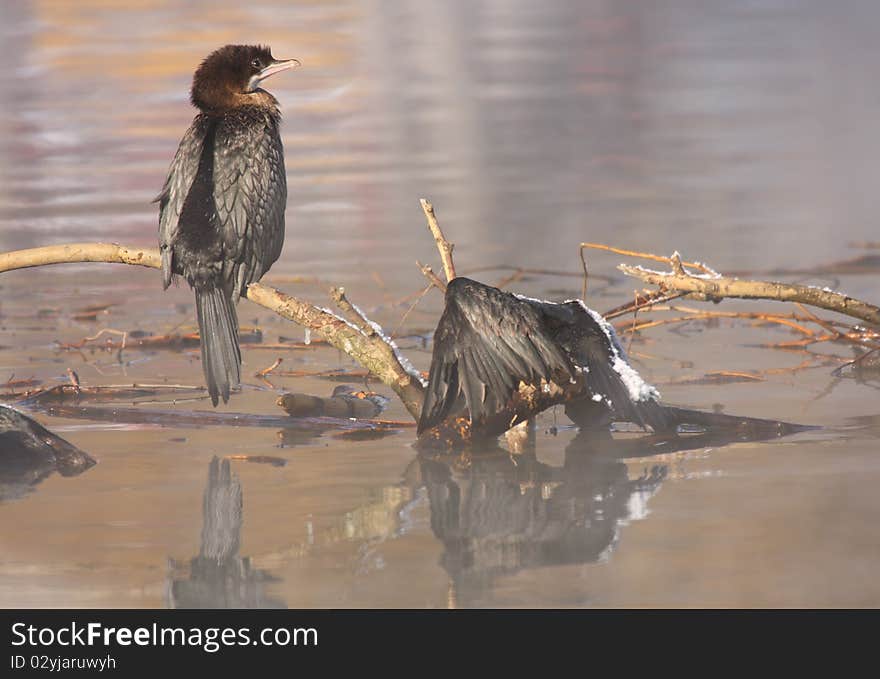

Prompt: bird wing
xmin=553 ymin=300 xmax=669 ymax=431
xmin=418 ymin=278 xmax=574 ymax=434
xmin=156 ymin=116 xmax=212 ymax=289
xmin=212 ymin=107 xmax=287 ymax=300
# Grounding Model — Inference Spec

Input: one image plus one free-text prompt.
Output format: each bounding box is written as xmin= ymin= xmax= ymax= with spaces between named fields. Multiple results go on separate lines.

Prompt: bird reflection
xmin=167 ymin=456 xmax=285 ymax=609
xmin=421 ymin=418 xmax=807 ymax=607
xmin=420 ymin=436 xmax=663 ymax=607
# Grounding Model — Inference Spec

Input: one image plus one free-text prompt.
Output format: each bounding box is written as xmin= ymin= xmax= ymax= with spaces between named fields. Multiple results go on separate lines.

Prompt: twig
xmin=330 ymin=287 xmax=377 ymax=337
xmin=832 ymin=347 xmax=880 ymax=377
xmin=420 ymin=198 xmax=456 ymax=282
xmin=602 ymin=290 xmax=686 ymax=320
xmin=267 ymin=368 xmax=373 ymax=380
xmin=493 ymin=269 xmax=524 ymax=290
xmin=793 ymin=302 xmax=843 ymax=339
xmin=390 ymin=284 xmax=433 ymax=339
xmin=579 ymin=246 xmax=589 ymax=299
xmin=460 ymin=264 xmax=611 ymax=281
xmin=626 ymin=290 xmax=639 ymax=355
xmin=580 ymin=243 xmax=718 ymax=276
xmin=615 ymin=307 xmax=819 ymax=336
xmin=256 ymin=357 xmax=283 ymax=377
xmin=417 ymin=261 xmax=447 ymax=293
xmin=81 ymin=327 xmax=128 ymax=350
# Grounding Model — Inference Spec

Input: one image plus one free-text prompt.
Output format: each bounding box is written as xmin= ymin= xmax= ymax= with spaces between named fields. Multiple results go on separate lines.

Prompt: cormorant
xmin=157 ymin=45 xmax=298 ymax=405
xmin=417 ymin=277 xmax=672 ymax=437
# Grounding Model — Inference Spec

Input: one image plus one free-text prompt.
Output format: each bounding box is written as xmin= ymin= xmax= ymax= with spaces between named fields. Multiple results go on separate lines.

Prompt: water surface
xmin=1 ymin=0 xmax=879 ymax=608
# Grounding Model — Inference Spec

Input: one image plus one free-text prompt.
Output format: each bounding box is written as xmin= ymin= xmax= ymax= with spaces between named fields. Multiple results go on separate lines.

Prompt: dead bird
xmin=417 ymin=277 xmax=675 ymax=439
xmin=157 ymin=45 xmax=298 ymax=406
xmin=0 ymin=405 xmax=96 ymax=500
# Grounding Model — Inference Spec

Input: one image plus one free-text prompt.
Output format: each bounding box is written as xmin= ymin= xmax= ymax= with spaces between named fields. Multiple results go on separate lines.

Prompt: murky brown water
xmin=1 ymin=0 xmax=879 ymax=608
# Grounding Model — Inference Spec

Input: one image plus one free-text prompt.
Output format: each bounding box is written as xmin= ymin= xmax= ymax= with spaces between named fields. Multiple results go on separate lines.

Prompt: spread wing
xmin=212 ymin=108 xmax=287 ymax=300
xmin=156 ymin=116 xmax=212 ymax=289
xmin=417 ymin=278 xmax=574 ymax=434
xmin=550 ymin=301 xmax=669 ymax=431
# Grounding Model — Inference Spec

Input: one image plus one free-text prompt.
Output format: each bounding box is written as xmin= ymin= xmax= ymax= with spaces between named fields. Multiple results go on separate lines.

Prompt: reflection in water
xmin=261 ymin=418 xmax=804 ymax=607
xmin=0 ymin=405 xmax=96 ymax=502
xmin=422 ymin=438 xmax=665 ymax=608
xmin=167 ymin=457 xmax=285 ymax=609
xmin=419 ymin=418 xmax=807 ymax=606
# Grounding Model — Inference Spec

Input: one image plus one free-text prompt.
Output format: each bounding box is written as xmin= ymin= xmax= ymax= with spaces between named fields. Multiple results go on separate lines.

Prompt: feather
xmin=418 ymin=278 xmax=668 ymax=436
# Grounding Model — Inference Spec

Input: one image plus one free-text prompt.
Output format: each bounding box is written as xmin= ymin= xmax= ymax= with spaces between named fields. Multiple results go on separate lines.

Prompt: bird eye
xmin=251 ymin=58 xmax=262 ymax=70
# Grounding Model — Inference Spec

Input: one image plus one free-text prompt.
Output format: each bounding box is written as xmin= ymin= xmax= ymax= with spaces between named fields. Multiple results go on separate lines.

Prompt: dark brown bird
xmin=157 ymin=45 xmax=298 ymax=405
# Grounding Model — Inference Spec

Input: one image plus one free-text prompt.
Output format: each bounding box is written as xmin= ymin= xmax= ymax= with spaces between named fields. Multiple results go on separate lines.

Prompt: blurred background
xmin=3 ymin=0 xmax=880 ymax=277
xmin=0 ymin=0 xmax=879 ymax=608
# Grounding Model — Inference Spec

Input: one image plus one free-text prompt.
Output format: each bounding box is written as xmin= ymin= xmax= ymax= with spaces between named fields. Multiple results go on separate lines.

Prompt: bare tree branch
xmin=417 ymin=261 xmax=447 ymax=293
xmin=0 ymin=242 xmax=160 ymax=273
xmin=0 ymin=242 xmax=426 ymax=420
xmin=618 ymin=263 xmax=880 ymax=326
xmin=420 ymin=198 xmax=456 ymax=282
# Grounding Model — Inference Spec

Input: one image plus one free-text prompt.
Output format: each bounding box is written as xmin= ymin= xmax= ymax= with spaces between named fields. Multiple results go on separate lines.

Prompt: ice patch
xmin=806 ymin=283 xmax=845 ymax=296
xmin=612 ymin=355 xmax=661 ymax=402
xmin=625 ymin=264 xmax=721 ymax=280
xmin=513 ymin=292 xmax=555 ymax=305
xmin=350 ymin=301 xmax=429 ymax=388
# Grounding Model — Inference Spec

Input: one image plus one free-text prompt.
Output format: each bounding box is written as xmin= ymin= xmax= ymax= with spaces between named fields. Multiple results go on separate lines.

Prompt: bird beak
xmin=257 ymin=58 xmax=301 ymax=83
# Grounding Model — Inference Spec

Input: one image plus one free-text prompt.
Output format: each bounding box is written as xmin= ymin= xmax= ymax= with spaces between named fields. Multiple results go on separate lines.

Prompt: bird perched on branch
xmin=417 ymin=277 xmax=672 ymax=439
xmin=157 ymin=45 xmax=298 ymax=405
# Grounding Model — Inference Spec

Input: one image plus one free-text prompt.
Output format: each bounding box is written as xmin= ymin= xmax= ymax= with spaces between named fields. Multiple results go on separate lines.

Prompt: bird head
xmin=190 ymin=44 xmax=299 ymax=113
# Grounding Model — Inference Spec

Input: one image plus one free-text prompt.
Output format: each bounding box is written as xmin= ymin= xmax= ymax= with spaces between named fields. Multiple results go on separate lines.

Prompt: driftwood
xmin=276 ymin=386 xmax=387 ymax=419
xmin=17 ymin=383 xmax=206 ymax=405
xmin=24 ymin=402 xmax=403 ymax=431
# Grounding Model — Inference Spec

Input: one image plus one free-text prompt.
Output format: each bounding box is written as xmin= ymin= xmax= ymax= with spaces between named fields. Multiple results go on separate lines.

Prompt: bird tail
xmin=195 ymin=285 xmax=241 ymax=406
